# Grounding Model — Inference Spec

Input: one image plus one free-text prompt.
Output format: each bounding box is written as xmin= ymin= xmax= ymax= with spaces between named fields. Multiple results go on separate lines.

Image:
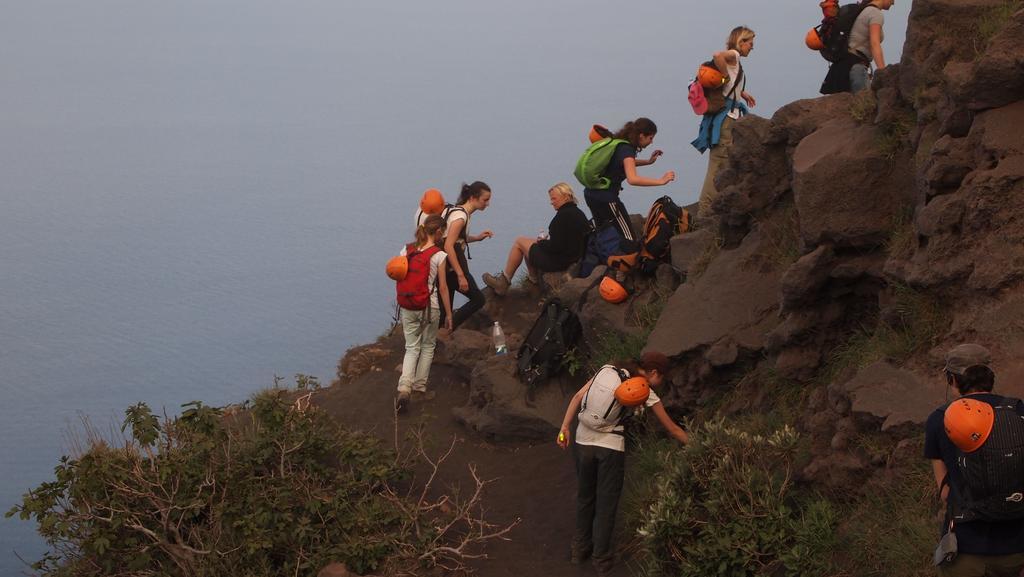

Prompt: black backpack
xmin=816 ymin=1 xmax=872 ymax=63
xmin=952 ymin=396 xmax=1024 ymax=523
xmin=515 ymin=298 xmax=583 ymax=390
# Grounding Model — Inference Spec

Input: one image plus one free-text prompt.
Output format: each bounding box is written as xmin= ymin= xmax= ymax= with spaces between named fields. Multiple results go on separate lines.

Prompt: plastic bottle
xmin=492 ymin=321 xmax=507 ymax=355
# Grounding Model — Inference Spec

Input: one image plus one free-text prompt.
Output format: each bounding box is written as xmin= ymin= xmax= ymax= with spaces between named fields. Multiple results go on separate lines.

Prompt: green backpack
xmin=574 ymin=138 xmax=631 ymax=190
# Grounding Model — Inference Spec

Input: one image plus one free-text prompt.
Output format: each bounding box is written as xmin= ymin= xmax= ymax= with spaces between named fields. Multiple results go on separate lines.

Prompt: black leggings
xmin=585 ymin=194 xmax=636 ymax=242
xmin=439 ymin=246 xmax=486 ymax=330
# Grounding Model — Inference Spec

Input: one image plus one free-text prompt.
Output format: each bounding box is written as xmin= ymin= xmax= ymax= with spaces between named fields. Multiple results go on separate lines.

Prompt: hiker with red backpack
xmin=924 ymin=344 xmax=1024 ymax=575
xmin=691 ymin=26 xmax=757 ymax=219
xmin=394 ymin=214 xmax=453 ymax=413
xmin=578 ymin=118 xmax=675 ymax=244
xmin=814 ymin=0 xmax=894 ymax=94
xmin=481 ymin=182 xmax=589 ymax=295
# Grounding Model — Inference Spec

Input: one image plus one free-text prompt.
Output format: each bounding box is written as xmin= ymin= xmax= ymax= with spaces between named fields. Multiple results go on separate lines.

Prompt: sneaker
xmin=395 ymin=391 xmax=410 ymax=414
xmin=482 ymin=272 xmax=511 ymax=296
xmin=411 ymin=390 xmax=436 ymax=401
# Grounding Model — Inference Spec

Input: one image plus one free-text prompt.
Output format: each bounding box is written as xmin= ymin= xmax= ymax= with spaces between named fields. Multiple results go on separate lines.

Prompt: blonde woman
xmin=483 ymin=183 xmax=589 ymax=296
xmin=693 ymin=26 xmax=757 ymax=219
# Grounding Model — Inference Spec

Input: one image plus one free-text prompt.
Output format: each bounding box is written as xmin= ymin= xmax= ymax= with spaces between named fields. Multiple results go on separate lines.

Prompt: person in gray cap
xmin=923 ymin=343 xmax=1024 ymax=576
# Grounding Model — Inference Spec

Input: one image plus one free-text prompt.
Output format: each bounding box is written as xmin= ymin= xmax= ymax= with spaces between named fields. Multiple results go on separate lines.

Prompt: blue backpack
xmin=577 ymin=223 xmax=638 ymax=278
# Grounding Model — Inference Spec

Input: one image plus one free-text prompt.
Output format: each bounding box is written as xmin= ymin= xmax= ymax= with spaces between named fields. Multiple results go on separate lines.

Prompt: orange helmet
xmin=599 ymin=276 xmax=628 ymax=304
xmin=615 ymin=376 xmax=651 ymax=407
xmin=385 ymin=255 xmax=408 ymax=281
xmin=420 ymin=188 xmax=445 ymax=215
xmin=805 ymin=28 xmax=824 ymax=51
xmin=944 ymin=398 xmax=994 ymax=453
xmin=589 ymin=124 xmax=611 ymax=143
xmin=697 ymin=65 xmax=726 ymax=89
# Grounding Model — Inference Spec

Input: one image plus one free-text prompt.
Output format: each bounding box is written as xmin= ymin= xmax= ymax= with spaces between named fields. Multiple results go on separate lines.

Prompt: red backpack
xmin=396 ymin=244 xmax=441 ymax=310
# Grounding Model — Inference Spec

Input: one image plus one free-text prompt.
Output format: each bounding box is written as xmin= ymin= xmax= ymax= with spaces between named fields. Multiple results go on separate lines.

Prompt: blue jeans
xmin=850 ymin=63 xmax=870 ymax=93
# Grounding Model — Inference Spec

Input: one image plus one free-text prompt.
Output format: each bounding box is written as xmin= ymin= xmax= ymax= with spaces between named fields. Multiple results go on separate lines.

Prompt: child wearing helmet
xmin=395 ymin=215 xmax=453 ymax=413
xmin=556 ymin=351 xmax=688 ymax=576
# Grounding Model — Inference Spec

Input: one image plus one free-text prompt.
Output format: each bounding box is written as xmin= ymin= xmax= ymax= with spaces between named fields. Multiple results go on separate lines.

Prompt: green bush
xmin=8 ymin=386 xmax=512 ymax=576
xmin=634 ymin=419 xmax=838 ymax=577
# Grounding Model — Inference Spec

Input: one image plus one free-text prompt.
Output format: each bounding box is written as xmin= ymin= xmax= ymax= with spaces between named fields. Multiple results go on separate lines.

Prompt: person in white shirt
xmin=848 ymin=0 xmax=895 ymax=92
xmin=557 ymin=351 xmax=688 ymax=576
xmin=395 ymin=215 xmax=453 ymax=412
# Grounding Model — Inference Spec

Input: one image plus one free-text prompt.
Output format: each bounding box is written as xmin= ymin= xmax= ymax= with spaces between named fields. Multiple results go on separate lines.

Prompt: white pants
xmin=398 ymin=307 xmax=440 ymax=394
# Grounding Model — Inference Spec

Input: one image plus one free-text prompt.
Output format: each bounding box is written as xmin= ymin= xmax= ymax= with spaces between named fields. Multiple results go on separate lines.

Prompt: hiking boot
xmin=569 ymin=545 xmax=592 ymax=565
xmin=395 ymin=391 xmax=410 ymax=414
xmin=592 ymin=555 xmax=614 ymax=577
xmin=482 ymin=272 xmax=511 ymax=296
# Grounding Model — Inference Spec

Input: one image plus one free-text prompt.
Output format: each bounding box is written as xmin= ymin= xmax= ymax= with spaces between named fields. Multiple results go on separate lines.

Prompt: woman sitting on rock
xmin=482 ymin=183 xmax=589 ymax=296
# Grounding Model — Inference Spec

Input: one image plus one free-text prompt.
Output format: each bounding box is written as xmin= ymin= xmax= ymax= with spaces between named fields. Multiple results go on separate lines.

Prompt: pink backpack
xmin=688 ymin=80 xmax=708 ymax=116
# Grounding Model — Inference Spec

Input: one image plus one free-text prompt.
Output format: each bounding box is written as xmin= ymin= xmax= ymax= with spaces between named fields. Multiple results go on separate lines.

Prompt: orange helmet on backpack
xmin=615 ymin=376 xmax=651 ymax=407
xmin=697 ymin=64 xmax=726 ymax=89
xmin=944 ymin=397 xmax=995 ymax=453
xmin=805 ymin=28 xmax=825 ymax=51
xmin=420 ymin=188 xmax=445 ymax=215
xmin=599 ymin=276 xmax=628 ymax=304
xmin=385 ymin=255 xmax=408 ymax=281
xmin=588 ymin=124 xmax=611 ymax=143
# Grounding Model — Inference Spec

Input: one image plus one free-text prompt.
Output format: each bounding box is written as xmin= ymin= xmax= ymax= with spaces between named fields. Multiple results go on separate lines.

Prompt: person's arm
xmin=932 ymin=459 xmax=949 ymax=503
xmin=713 ymin=49 xmax=735 ymax=74
xmin=557 ymin=377 xmax=595 ymax=449
xmin=469 ymin=230 xmax=493 ymax=243
xmin=634 ymin=150 xmax=663 ymax=167
xmin=444 ymin=219 xmax=468 ymax=292
xmin=649 ymin=402 xmax=688 ymax=445
xmin=437 ymin=257 xmax=453 ymax=332
xmin=624 ymin=156 xmax=675 ymax=187
xmin=869 ymin=23 xmax=885 ymax=69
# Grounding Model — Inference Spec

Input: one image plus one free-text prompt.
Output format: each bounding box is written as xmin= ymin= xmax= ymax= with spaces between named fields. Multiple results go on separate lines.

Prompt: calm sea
xmin=0 ymin=0 xmax=908 ymax=570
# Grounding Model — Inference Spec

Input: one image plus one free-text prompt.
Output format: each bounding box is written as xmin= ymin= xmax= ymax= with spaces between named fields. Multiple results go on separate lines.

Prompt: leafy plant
xmin=849 ymin=90 xmax=878 ymax=123
xmin=633 ymin=419 xmax=839 ymax=576
xmin=8 ymin=381 xmax=513 ymax=576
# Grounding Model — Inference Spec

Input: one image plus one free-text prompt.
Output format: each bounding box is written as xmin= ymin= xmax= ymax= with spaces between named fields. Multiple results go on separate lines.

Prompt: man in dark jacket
xmin=923 ymin=343 xmax=1024 ymax=576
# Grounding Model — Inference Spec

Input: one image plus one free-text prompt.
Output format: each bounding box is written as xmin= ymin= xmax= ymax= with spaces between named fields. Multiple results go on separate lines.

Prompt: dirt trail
xmin=314 ymin=352 xmax=635 ymax=577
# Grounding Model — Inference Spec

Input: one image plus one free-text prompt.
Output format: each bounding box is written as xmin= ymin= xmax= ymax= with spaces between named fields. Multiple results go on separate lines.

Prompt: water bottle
xmin=492 ymin=321 xmax=507 ymax=355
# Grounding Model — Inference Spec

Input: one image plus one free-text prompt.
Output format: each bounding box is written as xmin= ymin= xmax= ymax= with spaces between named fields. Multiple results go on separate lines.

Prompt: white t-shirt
xmin=575 ymin=365 xmax=662 ymax=452
xmin=414 ymin=208 xmax=469 ymax=249
xmin=721 ymin=49 xmax=746 ymax=120
xmin=848 ymin=6 xmax=884 ymax=61
xmin=398 ymin=244 xmax=448 ymax=310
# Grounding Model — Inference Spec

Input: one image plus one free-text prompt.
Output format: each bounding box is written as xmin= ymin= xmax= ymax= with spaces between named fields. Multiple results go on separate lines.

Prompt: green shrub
xmin=8 ymin=385 xmax=512 ymax=576
xmin=634 ymin=419 xmax=839 ymax=576
xmin=837 ymin=454 xmax=935 ymax=577
xmin=9 ymin=390 xmax=404 ymax=576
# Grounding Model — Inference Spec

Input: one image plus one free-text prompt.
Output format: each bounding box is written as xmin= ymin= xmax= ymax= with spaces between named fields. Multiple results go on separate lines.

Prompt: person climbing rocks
xmin=395 ymin=215 xmax=453 ymax=413
xmin=923 ymin=343 xmax=1024 ymax=576
xmin=556 ymin=351 xmax=688 ymax=576
xmin=692 ymin=26 xmax=757 ymax=220
xmin=583 ymin=118 xmax=674 ymax=244
xmin=439 ymin=181 xmax=492 ymax=331
xmin=849 ymin=0 xmax=894 ymax=92
xmin=482 ymin=182 xmax=589 ymax=295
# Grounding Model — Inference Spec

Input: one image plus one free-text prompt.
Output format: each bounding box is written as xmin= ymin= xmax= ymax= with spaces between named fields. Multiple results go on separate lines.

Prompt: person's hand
xmin=478 ymin=230 xmax=493 ymax=241
xmin=742 ymin=92 xmax=756 ymax=108
xmin=445 ymin=318 xmax=453 ymax=332
xmin=648 ymin=149 xmax=663 ymax=163
xmin=457 ymin=274 xmax=469 ymax=292
xmin=661 ymin=171 xmax=676 ymax=185
xmin=557 ymin=427 xmax=570 ymax=449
